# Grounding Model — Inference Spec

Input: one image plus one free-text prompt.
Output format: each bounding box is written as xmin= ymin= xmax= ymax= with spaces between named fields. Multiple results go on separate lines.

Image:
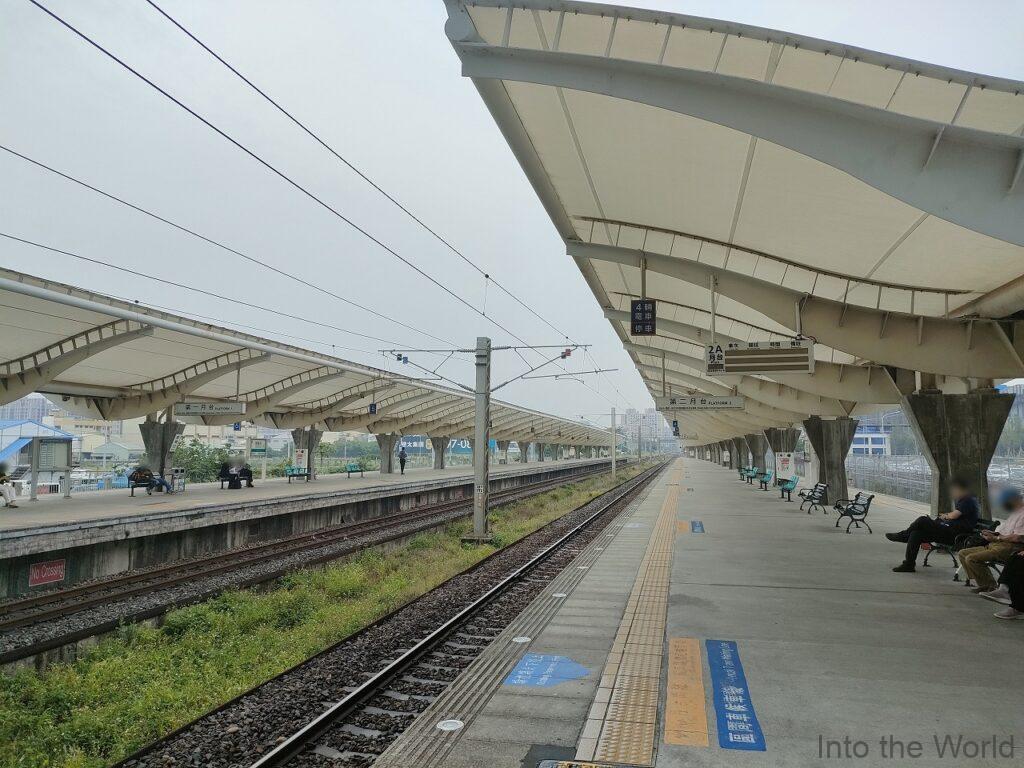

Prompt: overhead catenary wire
xmin=139 ymin=0 xmax=636 ymax=409
xmin=0 ymin=231 xmax=436 ymax=362
xmin=131 ymin=1 xmax=630 ymax=409
xmin=144 ymin=0 xmax=576 ymax=346
xmin=26 ymin=0 xmax=538 ymax=358
xmin=26 ymin=0 xmax=634 ymax=409
xmin=0 ymin=144 xmax=460 ymax=353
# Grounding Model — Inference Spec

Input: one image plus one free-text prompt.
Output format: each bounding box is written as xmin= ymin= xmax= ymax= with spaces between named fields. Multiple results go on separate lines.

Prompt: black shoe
xmin=892 ymin=562 xmax=916 ymax=573
xmin=885 ymin=532 xmax=908 ymax=543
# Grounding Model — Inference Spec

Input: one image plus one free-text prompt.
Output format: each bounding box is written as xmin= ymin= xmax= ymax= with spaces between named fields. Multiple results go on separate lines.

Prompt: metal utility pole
xmin=638 ymin=418 xmax=643 ymax=463
xmin=471 ymin=336 xmax=491 ymax=541
xmin=610 ymin=406 xmax=617 ymax=481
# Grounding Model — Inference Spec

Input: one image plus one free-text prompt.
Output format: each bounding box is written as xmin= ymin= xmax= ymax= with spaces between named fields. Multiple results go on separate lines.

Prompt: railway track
xmin=0 ymin=461 xmax=623 ymax=663
xmin=117 ymin=459 xmax=666 ymax=768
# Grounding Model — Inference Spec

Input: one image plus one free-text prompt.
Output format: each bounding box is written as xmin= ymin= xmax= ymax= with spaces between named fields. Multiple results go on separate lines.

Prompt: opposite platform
xmin=374 ymin=457 xmax=1023 ymax=768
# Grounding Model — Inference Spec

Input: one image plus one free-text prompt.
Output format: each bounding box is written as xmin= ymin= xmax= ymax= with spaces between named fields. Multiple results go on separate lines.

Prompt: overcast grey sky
xmin=2 ymin=1 xmax=1023 ymax=425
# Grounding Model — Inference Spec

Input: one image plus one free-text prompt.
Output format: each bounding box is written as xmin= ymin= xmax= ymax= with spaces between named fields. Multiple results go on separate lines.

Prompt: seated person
xmin=886 ymin=477 xmax=979 ymax=573
xmin=130 ymin=465 xmax=174 ymax=495
xmin=983 ymin=549 xmax=1024 ymax=620
xmin=217 ymin=462 xmax=232 ymax=483
xmin=959 ymin=488 xmax=1024 ymax=595
xmin=0 ymin=462 xmax=18 ymax=508
xmin=239 ymin=463 xmax=254 ymax=488
xmin=227 ymin=459 xmax=243 ymax=489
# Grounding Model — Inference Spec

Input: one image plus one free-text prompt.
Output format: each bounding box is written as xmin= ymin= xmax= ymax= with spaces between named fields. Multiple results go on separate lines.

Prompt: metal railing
xmin=845 ymin=454 xmax=1024 ymax=504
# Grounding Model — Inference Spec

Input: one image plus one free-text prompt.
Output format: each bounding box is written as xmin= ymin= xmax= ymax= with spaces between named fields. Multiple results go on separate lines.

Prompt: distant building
xmin=0 ymin=395 xmax=55 ymax=423
xmin=851 ymin=424 xmax=891 ymax=456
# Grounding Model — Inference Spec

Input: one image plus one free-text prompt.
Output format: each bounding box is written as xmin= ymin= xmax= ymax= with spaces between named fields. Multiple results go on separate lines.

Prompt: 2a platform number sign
xmin=630 ymin=299 xmax=656 ymax=336
xmin=706 ymin=343 xmax=726 ymax=372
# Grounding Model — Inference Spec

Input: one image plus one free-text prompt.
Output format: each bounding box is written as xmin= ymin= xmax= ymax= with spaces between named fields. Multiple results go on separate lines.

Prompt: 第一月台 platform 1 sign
xmin=656 ymin=395 xmax=745 ymax=410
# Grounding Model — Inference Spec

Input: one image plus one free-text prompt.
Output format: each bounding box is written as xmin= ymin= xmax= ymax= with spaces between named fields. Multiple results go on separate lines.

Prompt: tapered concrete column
xmin=291 ymin=427 xmax=323 ymax=476
xmin=536 ymin=442 xmax=546 ymax=462
xmin=802 ymin=417 xmax=858 ymax=504
xmin=375 ymin=432 xmax=398 ymax=474
xmin=497 ymin=440 xmax=510 ymax=464
xmin=743 ymin=433 xmax=770 ymax=473
xmin=139 ymin=418 xmax=185 ymax=476
xmin=719 ymin=441 xmax=732 ymax=468
xmin=764 ymin=427 xmax=801 ymax=454
xmin=518 ymin=441 xmax=531 ymax=463
xmin=902 ymin=390 xmax=1014 ymax=515
xmin=429 ymin=435 xmax=449 ymax=470
xmin=730 ymin=437 xmax=747 ymax=468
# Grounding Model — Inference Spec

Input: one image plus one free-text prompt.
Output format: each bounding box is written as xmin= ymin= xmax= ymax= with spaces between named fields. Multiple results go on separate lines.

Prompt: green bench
xmin=778 ymin=475 xmax=799 ymax=501
xmin=757 ymin=470 xmax=774 ymax=490
xmin=345 ymin=463 xmax=364 ymax=478
xmin=285 ymin=466 xmax=310 ymax=483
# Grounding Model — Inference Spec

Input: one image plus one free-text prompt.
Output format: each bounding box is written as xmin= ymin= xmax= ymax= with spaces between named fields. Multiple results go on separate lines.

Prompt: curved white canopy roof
xmin=0 ymin=269 xmax=606 ymax=446
xmin=443 ymin=0 xmax=1024 ymax=442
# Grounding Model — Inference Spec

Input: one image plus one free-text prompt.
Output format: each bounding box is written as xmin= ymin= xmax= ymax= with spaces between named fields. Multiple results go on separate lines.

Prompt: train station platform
xmin=0 ymin=457 xmax=614 ymax=596
xmin=377 ymin=457 xmax=1023 ymax=768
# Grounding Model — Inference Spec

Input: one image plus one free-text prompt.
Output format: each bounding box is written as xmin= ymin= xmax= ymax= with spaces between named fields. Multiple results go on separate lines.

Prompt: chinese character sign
xmin=630 ymin=299 xmax=657 ymax=336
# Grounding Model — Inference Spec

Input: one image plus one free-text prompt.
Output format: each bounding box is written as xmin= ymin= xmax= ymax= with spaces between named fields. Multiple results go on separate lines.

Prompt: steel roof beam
xmin=454 ymin=39 xmax=1024 ymax=247
xmin=576 ymin=241 xmax=1024 ymax=378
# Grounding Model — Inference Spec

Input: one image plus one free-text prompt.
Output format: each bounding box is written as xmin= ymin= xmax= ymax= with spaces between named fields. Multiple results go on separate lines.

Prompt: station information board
xmin=630 ymin=298 xmax=657 ymax=336
xmin=705 ymin=340 xmax=814 ymax=375
xmin=655 ymin=395 xmax=745 ymax=410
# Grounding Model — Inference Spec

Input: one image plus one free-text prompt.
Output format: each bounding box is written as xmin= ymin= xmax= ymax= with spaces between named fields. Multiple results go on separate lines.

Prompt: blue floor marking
xmin=706 ymin=639 xmax=766 ymax=751
xmin=691 ymin=520 xmax=705 ymax=533
xmin=503 ymin=653 xmax=589 ymax=687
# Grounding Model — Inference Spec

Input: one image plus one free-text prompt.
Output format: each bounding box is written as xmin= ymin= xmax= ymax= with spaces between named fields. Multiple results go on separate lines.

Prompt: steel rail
xmin=247 ymin=461 xmax=665 ymax=768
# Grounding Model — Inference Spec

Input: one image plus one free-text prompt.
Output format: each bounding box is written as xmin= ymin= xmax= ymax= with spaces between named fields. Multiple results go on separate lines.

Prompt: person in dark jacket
xmin=398 ymin=446 xmax=408 ymax=475
xmin=985 ymin=550 xmax=1024 ymax=620
xmin=887 ymin=477 xmax=979 ymax=572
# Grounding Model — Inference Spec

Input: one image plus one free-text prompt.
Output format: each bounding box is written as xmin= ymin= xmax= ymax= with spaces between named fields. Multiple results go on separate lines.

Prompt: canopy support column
xmin=802 ymin=417 xmax=858 ymax=504
xmin=902 ymin=390 xmax=1013 ymax=516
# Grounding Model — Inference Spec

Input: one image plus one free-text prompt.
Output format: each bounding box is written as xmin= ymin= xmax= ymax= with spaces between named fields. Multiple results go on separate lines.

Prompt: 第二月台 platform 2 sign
xmin=706 ymin=340 xmax=814 ymax=375
xmin=656 ymin=395 xmax=744 ymax=410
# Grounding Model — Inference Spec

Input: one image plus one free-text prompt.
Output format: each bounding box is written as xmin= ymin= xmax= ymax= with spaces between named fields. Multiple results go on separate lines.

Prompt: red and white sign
xmin=28 ymin=559 xmax=66 ymax=587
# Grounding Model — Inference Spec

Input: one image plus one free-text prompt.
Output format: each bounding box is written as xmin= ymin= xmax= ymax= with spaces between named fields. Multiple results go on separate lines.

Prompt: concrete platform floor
xmin=380 ymin=458 xmax=1023 ymax=768
xmin=0 ymin=457 xmax=594 ymax=533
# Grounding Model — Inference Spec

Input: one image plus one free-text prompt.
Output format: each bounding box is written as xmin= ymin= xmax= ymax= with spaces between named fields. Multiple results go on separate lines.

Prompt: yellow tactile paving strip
xmin=664 ymin=637 xmax=710 ymax=746
xmin=575 ymin=464 xmax=682 ymax=766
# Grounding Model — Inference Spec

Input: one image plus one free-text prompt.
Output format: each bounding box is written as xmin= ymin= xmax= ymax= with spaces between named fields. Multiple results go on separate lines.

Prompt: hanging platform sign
xmin=173 ymin=402 xmax=246 ymax=416
xmin=656 ymin=395 xmax=745 ymax=410
xmin=630 ymin=298 xmax=657 ymax=336
xmin=705 ymin=340 xmax=814 ymax=375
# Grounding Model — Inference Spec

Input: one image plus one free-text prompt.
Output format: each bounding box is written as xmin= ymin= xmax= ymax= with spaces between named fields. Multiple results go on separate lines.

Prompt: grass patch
xmin=0 ymin=463 xmax=652 ymax=768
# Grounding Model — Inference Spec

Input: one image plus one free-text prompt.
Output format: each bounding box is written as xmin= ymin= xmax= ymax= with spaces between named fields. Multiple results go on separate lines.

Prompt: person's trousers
xmin=997 ymin=555 xmax=1024 ymax=611
xmin=958 ymin=542 xmax=1022 ymax=589
xmin=0 ymin=486 xmax=15 ymax=505
xmin=400 ymin=460 xmax=406 ymax=474
xmin=903 ymin=516 xmax=958 ymax=564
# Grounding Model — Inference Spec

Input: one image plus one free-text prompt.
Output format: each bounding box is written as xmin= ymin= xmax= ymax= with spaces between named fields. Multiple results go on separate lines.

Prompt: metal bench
xmin=799 ymin=482 xmax=828 ymax=514
xmin=834 ymin=493 xmax=875 ymax=533
xmin=923 ymin=519 xmax=1001 ymax=582
xmin=345 ymin=462 xmax=364 ymax=478
xmin=757 ymin=470 xmax=774 ymax=490
xmin=285 ymin=466 xmax=311 ymax=483
xmin=779 ymin=476 xmax=799 ymax=501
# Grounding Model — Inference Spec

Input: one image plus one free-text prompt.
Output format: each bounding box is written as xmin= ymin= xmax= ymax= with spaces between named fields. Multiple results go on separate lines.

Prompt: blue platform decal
xmin=706 ymin=640 xmax=766 ymax=751
xmin=503 ymin=654 xmax=590 ymax=688
xmin=691 ymin=520 xmax=705 ymax=533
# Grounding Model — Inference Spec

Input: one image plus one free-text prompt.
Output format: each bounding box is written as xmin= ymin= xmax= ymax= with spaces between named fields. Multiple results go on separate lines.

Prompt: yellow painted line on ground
xmin=664 ymin=637 xmax=710 ymax=747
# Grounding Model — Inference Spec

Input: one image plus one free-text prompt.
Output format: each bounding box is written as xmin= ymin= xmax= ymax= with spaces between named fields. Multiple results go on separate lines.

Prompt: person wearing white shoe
xmin=989 ymin=550 xmax=1024 ymax=620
